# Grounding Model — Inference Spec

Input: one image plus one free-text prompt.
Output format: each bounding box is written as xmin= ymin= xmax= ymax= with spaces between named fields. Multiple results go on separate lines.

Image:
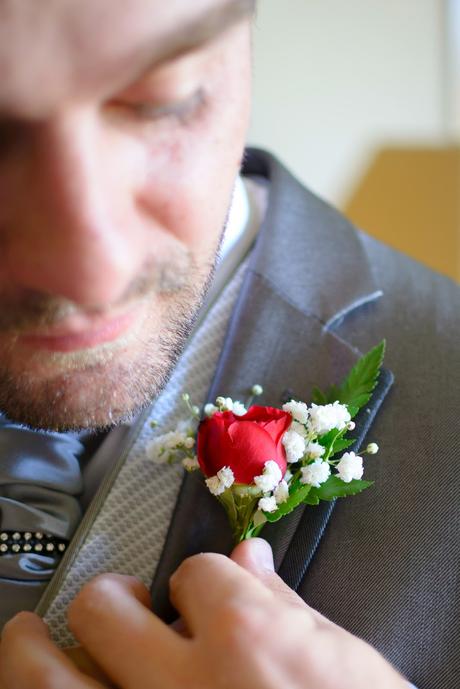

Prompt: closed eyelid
xmin=133 ymin=88 xmax=207 ymax=120
xmin=116 ymin=40 xmax=210 ymax=105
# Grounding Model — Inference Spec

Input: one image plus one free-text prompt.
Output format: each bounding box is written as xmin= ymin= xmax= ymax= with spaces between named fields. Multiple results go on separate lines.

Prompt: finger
xmin=231 ymin=539 xmax=334 ymax=625
xmin=64 ymin=647 xmax=118 ymax=686
xmin=0 ymin=612 xmax=105 ymax=689
xmin=67 ymin=573 xmax=188 ymax=689
xmin=231 ymin=539 xmax=306 ymax=607
xmin=168 ymin=552 xmax=273 ymax=634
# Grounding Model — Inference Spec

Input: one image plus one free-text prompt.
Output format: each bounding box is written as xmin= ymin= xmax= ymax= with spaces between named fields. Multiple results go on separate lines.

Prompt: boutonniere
xmin=147 ymin=341 xmax=385 ymax=543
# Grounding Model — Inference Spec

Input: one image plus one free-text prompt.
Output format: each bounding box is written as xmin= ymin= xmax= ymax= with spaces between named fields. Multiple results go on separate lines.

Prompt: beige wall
xmin=248 ymin=0 xmax=460 ymax=280
xmin=248 ymin=0 xmax=447 ymax=205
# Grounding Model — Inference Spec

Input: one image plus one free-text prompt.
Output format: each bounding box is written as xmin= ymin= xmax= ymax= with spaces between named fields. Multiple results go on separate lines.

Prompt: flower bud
xmin=366 ymin=442 xmax=379 ymax=455
xmin=204 ymin=403 xmax=218 ymax=417
xmin=252 ymin=384 xmax=263 ymax=396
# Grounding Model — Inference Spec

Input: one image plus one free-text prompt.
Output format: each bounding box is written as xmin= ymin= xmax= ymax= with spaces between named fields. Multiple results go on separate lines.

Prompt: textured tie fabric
xmin=42 ymin=260 xmax=248 ymax=646
xmin=0 ymin=419 xmax=85 ymax=629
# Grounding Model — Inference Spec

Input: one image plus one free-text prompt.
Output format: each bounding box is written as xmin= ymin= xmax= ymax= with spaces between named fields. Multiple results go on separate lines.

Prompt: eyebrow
xmin=140 ymin=0 xmax=256 ymax=69
xmin=0 ymin=0 xmax=256 ymax=124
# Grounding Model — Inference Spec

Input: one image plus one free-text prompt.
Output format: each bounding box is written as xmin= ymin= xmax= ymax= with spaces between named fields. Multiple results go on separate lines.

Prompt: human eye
xmin=129 ymin=86 xmax=207 ymax=124
xmin=108 ymin=51 xmax=210 ymax=127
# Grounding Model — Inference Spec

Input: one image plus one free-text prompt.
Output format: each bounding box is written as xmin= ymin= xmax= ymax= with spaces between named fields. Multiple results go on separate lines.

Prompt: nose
xmin=0 ymin=110 xmax=147 ymax=307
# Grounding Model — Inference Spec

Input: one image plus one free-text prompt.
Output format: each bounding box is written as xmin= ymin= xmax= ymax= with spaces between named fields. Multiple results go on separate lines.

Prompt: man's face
xmin=0 ymin=0 xmax=253 ymax=430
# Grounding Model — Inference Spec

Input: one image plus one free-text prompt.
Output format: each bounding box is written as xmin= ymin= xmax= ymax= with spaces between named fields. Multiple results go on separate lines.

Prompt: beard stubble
xmin=0 ymin=245 xmax=219 ymax=432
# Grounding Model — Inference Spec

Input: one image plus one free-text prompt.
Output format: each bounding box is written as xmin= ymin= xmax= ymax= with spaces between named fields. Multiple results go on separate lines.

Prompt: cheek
xmin=135 ymin=53 xmax=251 ymax=255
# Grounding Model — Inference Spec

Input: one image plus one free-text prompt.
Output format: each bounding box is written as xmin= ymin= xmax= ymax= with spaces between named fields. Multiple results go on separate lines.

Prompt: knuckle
xmin=212 ymin=600 xmax=272 ymax=650
xmin=1 ymin=612 xmax=46 ymax=650
xmin=175 ymin=552 xmax=227 ymax=578
xmin=171 ymin=552 xmax=227 ymax=590
xmin=68 ymin=573 xmax=122 ymax=627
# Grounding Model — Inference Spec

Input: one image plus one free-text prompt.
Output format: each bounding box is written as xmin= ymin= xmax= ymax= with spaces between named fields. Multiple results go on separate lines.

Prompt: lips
xmin=17 ymin=309 xmax=138 ymax=353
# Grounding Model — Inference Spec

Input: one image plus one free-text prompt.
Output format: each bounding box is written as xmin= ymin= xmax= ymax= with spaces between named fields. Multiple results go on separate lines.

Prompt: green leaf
xmin=311 ymin=386 xmax=327 ymax=405
xmin=303 ymin=492 xmax=320 ymax=506
xmin=318 ymin=428 xmax=350 ymax=460
xmin=325 ymin=384 xmax=341 ymax=402
xmin=318 ymin=428 xmax=343 ymax=448
xmin=347 ymin=405 xmax=360 ymax=419
xmin=325 ymin=340 xmax=385 ymax=411
xmin=329 ymin=437 xmax=355 ymax=455
xmin=264 ymin=481 xmax=312 ymax=522
xmin=307 ymin=475 xmax=374 ymax=502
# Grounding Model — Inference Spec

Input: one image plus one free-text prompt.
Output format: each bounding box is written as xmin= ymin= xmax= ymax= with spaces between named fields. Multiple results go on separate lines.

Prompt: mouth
xmin=16 ymin=308 xmax=140 ymax=353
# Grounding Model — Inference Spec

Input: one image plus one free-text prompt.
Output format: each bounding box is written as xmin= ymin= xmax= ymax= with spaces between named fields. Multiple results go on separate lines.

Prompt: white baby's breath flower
xmin=216 ymin=396 xmax=234 ymax=411
xmin=284 ymin=469 xmax=293 ymax=482
xmin=205 ymin=466 xmax=235 ymax=496
xmin=205 ymin=476 xmax=223 ymax=496
xmin=300 ymin=459 xmax=331 ymax=488
xmin=347 ymin=421 xmax=356 ymax=431
xmin=204 ymin=403 xmax=218 ymax=417
xmin=182 ymin=456 xmax=200 ymax=471
xmin=217 ymin=467 xmax=235 ymax=490
xmin=307 ymin=401 xmax=351 ymax=436
xmin=283 ymin=400 xmax=310 ymax=425
xmin=274 ymin=480 xmax=289 ymax=505
xmin=366 ymin=443 xmax=379 ymax=455
xmin=146 ymin=429 xmax=186 ymax=462
xmin=146 ymin=438 xmax=168 ymax=463
xmin=282 ymin=429 xmax=306 ymax=463
xmin=305 ymin=441 xmax=325 ymax=459
xmin=258 ymin=496 xmax=278 ymax=513
xmin=252 ymin=384 xmax=263 ymax=396
xmin=165 ymin=430 xmax=188 ymax=449
xmin=184 ymin=437 xmax=195 ymax=449
xmin=290 ymin=421 xmax=308 ymax=438
xmin=336 ymin=452 xmax=363 ymax=483
xmin=254 ymin=460 xmax=283 ymax=493
xmin=232 ymin=401 xmax=247 ymax=416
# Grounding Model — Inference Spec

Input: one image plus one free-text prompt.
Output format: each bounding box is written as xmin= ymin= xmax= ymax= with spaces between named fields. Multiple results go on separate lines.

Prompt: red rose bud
xmin=197 ymin=405 xmax=292 ymax=485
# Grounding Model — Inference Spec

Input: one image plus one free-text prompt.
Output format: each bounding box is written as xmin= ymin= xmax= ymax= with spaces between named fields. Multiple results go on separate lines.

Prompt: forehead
xmin=0 ymin=0 xmax=248 ymax=117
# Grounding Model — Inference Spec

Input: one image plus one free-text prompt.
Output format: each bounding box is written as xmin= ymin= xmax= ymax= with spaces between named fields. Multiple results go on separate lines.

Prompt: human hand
xmin=0 ymin=539 xmax=408 ymax=689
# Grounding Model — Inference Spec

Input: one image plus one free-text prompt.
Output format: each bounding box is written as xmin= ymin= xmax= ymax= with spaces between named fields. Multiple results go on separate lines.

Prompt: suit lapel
xmin=150 ymin=149 xmax=393 ymax=621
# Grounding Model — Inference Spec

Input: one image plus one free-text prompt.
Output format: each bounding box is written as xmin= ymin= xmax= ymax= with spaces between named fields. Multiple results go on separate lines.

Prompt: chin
xmin=0 ymin=287 xmax=207 ymax=433
xmin=0 ymin=348 xmax=170 ymax=432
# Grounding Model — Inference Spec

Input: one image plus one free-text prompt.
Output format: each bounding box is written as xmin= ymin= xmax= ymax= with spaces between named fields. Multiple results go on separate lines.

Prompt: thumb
xmin=230 ymin=537 xmax=275 ymax=575
xmin=230 ymin=538 xmax=304 ymax=607
xmin=231 ymin=539 xmax=333 ymax=625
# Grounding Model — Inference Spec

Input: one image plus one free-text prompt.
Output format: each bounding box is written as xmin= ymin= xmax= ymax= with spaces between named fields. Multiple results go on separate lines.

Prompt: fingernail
xmin=248 ymin=538 xmax=275 ymax=572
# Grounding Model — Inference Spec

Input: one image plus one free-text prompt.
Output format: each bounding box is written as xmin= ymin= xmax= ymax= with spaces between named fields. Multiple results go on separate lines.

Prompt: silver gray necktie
xmin=0 ymin=420 xmax=84 ymax=629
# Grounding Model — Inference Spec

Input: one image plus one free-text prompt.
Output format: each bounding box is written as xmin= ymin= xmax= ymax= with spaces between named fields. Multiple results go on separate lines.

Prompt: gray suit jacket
xmin=152 ymin=148 xmax=459 ymax=689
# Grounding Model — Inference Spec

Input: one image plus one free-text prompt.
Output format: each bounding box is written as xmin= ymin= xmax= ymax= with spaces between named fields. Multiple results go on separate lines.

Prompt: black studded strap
xmin=0 ymin=530 xmax=69 ymax=556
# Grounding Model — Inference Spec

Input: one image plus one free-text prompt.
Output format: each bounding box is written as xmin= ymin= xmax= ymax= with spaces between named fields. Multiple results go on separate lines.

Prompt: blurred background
xmin=248 ymin=0 xmax=459 ymax=282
